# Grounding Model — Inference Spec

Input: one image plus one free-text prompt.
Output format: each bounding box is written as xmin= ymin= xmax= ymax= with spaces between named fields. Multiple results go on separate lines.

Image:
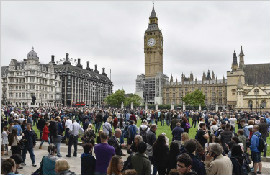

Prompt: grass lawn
xmin=32 ymin=118 xmax=270 ymax=156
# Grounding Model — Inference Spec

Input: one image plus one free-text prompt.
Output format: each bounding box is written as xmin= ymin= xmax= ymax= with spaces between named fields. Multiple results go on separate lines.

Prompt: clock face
xmin=147 ymin=38 xmax=156 ymax=47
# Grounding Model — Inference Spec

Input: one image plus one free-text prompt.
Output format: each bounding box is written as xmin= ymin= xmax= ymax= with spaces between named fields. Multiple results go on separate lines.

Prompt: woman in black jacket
xmin=167 ymin=141 xmax=180 ymax=174
xmin=153 ymin=134 xmax=169 ymax=175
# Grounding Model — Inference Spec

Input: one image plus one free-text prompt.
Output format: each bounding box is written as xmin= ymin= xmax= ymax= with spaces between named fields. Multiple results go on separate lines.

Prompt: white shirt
xmin=69 ymin=122 xmax=84 ymax=136
xmin=65 ymin=119 xmax=72 ymax=129
xmin=229 ymin=118 xmax=237 ymax=127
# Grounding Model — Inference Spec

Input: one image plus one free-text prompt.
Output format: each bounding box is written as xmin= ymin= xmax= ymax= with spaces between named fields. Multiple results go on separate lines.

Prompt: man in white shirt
xmin=66 ymin=120 xmax=84 ymax=157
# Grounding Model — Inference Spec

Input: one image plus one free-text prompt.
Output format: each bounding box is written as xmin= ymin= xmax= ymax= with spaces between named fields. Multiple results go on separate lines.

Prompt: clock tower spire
xmin=144 ymin=5 xmax=163 ymax=78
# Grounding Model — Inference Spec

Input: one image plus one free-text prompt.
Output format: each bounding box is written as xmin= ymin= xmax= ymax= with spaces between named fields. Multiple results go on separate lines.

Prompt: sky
xmin=1 ymin=1 xmax=270 ymax=94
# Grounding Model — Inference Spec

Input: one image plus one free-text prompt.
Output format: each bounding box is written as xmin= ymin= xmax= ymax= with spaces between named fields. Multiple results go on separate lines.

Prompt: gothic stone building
xmin=162 ymin=70 xmax=227 ymax=109
xmin=1 ymin=47 xmax=62 ymax=107
xmin=227 ymin=46 xmax=270 ymax=111
xmin=53 ymin=53 xmax=113 ymax=107
xmin=135 ymin=6 xmax=168 ymax=105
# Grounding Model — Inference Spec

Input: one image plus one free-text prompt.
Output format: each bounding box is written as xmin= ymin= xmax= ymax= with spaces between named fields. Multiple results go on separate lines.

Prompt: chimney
xmin=102 ymin=68 xmax=107 ymax=76
xmin=76 ymin=58 xmax=82 ymax=69
xmin=94 ymin=64 xmax=99 ymax=73
xmin=51 ymin=55 xmax=55 ymax=64
xmin=66 ymin=53 xmax=69 ymax=61
xmin=86 ymin=61 xmax=90 ymax=71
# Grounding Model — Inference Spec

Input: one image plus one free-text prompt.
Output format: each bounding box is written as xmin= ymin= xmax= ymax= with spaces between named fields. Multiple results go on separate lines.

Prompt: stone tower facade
xmin=144 ymin=6 xmax=163 ymax=78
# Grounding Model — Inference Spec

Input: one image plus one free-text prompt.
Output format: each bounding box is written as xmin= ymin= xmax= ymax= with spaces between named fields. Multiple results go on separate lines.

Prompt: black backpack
xmin=255 ymin=133 xmax=265 ymax=152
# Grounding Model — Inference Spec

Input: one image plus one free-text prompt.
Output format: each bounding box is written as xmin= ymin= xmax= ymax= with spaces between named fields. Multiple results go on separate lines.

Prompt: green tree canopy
xmin=182 ymin=89 xmax=205 ymax=107
xmin=104 ymin=89 xmax=125 ymax=108
xmin=125 ymin=94 xmax=142 ymax=107
xmin=104 ymin=90 xmax=142 ymax=108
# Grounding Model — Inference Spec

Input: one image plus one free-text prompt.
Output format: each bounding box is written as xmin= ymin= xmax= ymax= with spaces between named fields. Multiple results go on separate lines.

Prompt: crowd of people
xmin=1 ymin=105 xmax=270 ymax=175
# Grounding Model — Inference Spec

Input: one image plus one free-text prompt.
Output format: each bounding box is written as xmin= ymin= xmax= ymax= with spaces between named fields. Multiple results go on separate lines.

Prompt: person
xmin=103 ymin=118 xmax=113 ymax=137
xmin=39 ymin=122 xmax=50 ymax=149
xmin=21 ymin=123 xmax=37 ymax=167
xmin=192 ymin=113 xmax=198 ymax=128
xmin=250 ymin=125 xmax=262 ymax=174
xmin=107 ymin=156 xmax=124 ymax=175
xmin=219 ymin=124 xmax=233 ymax=153
xmin=82 ymin=123 xmax=96 ymax=146
xmin=228 ymin=115 xmax=237 ymax=132
xmin=210 ymin=121 xmax=218 ymax=135
xmin=259 ymin=117 xmax=269 ymax=157
xmin=183 ymin=139 xmax=206 ymax=175
xmin=195 ymin=123 xmax=209 ymax=149
xmin=34 ymin=145 xmax=59 ymax=175
xmin=128 ymin=135 xmax=143 ymax=154
xmin=153 ymin=134 xmax=169 ymax=175
xmin=66 ymin=120 xmax=84 ymax=157
xmin=177 ymin=153 xmax=197 ymax=175
xmin=64 ymin=117 xmax=72 ymax=144
xmin=230 ymin=144 xmax=245 ymax=175
xmin=1 ymin=158 xmax=23 ymax=175
xmin=127 ymin=121 xmax=138 ymax=151
xmin=167 ymin=141 xmax=180 ymax=174
xmin=108 ymin=128 xmax=126 ymax=156
xmin=237 ymin=129 xmax=247 ymax=152
xmin=131 ymin=141 xmax=151 ymax=175
xmin=55 ymin=159 xmax=76 ymax=175
xmin=37 ymin=115 xmax=46 ymax=140
xmin=9 ymin=128 xmax=20 ymax=155
xmin=170 ymin=116 xmax=180 ymax=131
xmin=204 ymin=143 xmax=233 ymax=175
xmin=81 ymin=143 xmax=96 ymax=175
xmin=12 ymin=121 xmax=22 ymax=136
xmin=10 ymin=154 xmax=23 ymax=174
xmin=96 ymin=130 xmax=103 ymax=144
xmin=95 ymin=110 xmax=103 ymax=133
xmin=172 ymin=122 xmax=184 ymax=144
xmin=145 ymin=124 xmax=157 ymax=175
xmin=2 ymin=126 xmax=9 ymax=155
xmin=139 ymin=120 xmax=148 ymax=142
xmin=94 ymin=131 xmax=115 ymax=175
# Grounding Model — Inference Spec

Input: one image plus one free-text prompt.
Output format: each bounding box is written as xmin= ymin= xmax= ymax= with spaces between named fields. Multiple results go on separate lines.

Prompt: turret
xmin=231 ymin=50 xmax=238 ymax=71
xmin=239 ymin=46 xmax=245 ymax=69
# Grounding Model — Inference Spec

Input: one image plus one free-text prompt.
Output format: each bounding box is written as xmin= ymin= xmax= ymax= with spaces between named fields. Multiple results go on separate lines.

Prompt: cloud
xmin=1 ymin=1 xmax=269 ymax=94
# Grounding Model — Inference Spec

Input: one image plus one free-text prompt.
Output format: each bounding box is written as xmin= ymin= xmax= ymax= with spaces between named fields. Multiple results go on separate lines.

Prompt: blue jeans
xmin=40 ymin=137 xmax=50 ymax=146
xmin=95 ymin=122 xmax=102 ymax=133
xmin=22 ymin=147 xmax=35 ymax=164
xmin=263 ymin=137 xmax=267 ymax=157
xmin=166 ymin=119 xmax=170 ymax=126
xmin=54 ymin=142 xmax=61 ymax=156
xmin=161 ymin=119 xmax=164 ymax=126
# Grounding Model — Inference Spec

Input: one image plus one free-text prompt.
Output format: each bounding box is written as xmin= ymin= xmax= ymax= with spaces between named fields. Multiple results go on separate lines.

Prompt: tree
xmin=104 ymin=89 xmax=126 ymax=108
xmin=125 ymin=94 xmax=142 ymax=107
xmin=182 ymin=89 xmax=205 ymax=107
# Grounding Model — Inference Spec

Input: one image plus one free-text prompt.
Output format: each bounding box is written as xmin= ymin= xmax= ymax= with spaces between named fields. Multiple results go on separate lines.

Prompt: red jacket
xmin=130 ymin=114 xmax=137 ymax=124
xmin=42 ymin=125 xmax=49 ymax=141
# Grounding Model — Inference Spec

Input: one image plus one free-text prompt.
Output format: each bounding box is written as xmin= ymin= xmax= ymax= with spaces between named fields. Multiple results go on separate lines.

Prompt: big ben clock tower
xmin=144 ymin=6 xmax=163 ymax=78
xmin=135 ymin=5 xmax=168 ymax=105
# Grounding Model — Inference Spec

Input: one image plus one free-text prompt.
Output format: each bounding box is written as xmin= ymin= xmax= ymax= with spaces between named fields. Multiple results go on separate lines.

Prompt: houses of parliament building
xmin=136 ymin=5 xmax=270 ymax=111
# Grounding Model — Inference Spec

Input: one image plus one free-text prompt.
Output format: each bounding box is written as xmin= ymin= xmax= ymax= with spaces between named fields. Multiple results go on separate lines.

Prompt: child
xmin=1 ymin=126 xmax=9 ymax=155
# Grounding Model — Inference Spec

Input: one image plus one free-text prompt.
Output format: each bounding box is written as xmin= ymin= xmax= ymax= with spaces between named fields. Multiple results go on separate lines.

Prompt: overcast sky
xmin=1 ymin=1 xmax=270 ymax=93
